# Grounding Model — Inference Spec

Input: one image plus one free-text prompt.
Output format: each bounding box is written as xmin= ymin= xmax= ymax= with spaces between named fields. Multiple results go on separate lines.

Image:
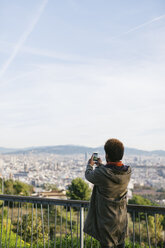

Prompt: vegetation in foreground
xmin=0 ymin=178 xmax=165 ymax=247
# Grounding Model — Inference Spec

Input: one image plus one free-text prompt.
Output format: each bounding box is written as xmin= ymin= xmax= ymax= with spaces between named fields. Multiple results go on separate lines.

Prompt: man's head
xmin=104 ymin=138 xmax=124 ymax=162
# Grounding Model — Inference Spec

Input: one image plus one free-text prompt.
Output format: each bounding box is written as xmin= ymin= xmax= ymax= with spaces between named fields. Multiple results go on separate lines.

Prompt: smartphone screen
xmin=93 ymin=152 xmax=98 ymax=162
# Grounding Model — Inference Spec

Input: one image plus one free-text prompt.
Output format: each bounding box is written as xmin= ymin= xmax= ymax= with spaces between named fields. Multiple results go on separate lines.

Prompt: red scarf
xmin=107 ymin=161 xmax=123 ymax=167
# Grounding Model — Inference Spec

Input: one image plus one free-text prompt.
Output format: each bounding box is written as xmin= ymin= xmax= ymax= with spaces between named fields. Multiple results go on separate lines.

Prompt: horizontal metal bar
xmin=127 ymin=204 xmax=165 ymax=215
xmin=0 ymin=194 xmax=89 ymax=207
xmin=0 ymin=194 xmax=165 ymax=214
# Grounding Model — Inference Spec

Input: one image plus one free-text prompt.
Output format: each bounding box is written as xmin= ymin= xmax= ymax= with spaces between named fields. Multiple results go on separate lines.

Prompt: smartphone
xmin=93 ymin=152 xmax=98 ymax=162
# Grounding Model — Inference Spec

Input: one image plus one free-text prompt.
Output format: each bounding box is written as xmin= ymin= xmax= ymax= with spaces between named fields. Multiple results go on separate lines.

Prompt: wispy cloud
xmin=0 ymin=40 xmax=86 ymax=65
xmin=0 ymin=0 xmax=48 ymax=79
xmin=22 ymin=46 xmax=82 ymax=62
xmin=109 ymin=14 xmax=165 ymax=41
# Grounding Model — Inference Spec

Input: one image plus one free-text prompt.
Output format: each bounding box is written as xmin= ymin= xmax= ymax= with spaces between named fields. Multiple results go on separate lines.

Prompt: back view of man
xmin=84 ymin=138 xmax=131 ymax=248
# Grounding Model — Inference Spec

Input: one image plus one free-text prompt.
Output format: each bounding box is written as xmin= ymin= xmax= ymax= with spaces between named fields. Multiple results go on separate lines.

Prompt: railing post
xmin=138 ymin=212 xmax=141 ymax=246
xmin=80 ymin=206 xmax=84 ymax=248
xmin=133 ymin=211 xmax=135 ymax=248
xmin=145 ymin=213 xmax=151 ymax=248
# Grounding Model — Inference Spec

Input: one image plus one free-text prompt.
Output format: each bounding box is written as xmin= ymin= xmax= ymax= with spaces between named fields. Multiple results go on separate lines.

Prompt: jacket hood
xmin=99 ymin=165 xmax=131 ymax=185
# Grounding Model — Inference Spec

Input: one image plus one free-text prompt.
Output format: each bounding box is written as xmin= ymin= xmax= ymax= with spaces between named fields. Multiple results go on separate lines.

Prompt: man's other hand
xmin=88 ymin=155 xmax=95 ymax=166
xmin=96 ymin=158 xmax=102 ymax=166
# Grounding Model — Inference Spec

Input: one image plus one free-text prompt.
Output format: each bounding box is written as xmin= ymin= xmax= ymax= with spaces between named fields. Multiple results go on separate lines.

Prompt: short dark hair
xmin=104 ymin=138 xmax=124 ymax=162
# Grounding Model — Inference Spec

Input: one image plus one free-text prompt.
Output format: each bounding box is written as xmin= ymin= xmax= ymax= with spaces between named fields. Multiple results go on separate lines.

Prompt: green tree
xmin=67 ymin=178 xmax=91 ymax=201
xmin=128 ymin=195 xmax=154 ymax=206
xmin=3 ymin=179 xmax=34 ymax=196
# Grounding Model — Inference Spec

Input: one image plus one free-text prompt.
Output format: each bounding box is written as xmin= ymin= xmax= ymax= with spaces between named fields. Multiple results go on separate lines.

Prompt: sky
xmin=0 ymin=0 xmax=165 ymax=150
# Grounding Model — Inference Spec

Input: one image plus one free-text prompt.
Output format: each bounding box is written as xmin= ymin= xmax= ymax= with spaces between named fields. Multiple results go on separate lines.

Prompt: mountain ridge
xmin=0 ymin=145 xmax=165 ymax=156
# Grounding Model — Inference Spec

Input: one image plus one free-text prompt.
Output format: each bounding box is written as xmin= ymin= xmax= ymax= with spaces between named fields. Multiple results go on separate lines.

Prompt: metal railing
xmin=127 ymin=204 xmax=165 ymax=248
xmin=0 ymin=194 xmax=165 ymax=248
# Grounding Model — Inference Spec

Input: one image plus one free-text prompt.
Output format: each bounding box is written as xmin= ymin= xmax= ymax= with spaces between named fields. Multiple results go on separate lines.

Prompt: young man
xmin=84 ymin=138 xmax=131 ymax=248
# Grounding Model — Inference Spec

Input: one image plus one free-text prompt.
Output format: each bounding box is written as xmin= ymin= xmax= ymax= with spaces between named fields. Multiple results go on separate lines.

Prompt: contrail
xmin=0 ymin=0 xmax=48 ymax=79
xmin=110 ymin=14 xmax=165 ymax=41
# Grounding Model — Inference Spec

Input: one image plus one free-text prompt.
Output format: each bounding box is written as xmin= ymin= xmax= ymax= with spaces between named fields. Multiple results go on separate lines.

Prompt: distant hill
xmin=0 ymin=145 xmax=101 ymax=155
xmin=0 ymin=145 xmax=165 ymax=156
xmin=0 ymin=147 xmax=20 ymax=153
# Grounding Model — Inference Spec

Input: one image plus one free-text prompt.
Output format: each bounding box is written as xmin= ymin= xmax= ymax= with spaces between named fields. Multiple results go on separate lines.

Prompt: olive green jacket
xmin=84 ymin=164 xmax=131 ymax=247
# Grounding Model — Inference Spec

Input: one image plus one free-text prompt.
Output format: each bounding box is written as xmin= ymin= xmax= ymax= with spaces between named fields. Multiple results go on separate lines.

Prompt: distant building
xmin=14 ymin=171 xmax=29 ymax=179
xmin=31 ymin=180 xmax=36 ymax=186
xmin=127 ymin=179 xmax=134 ymax=200
xmin=9 ymin=173 xmax=13 ymax=179
xmin=24 ymin=163 xmax=27 ymax=172
xmin=0 ymin=159 xmax=3 ymax=172
xmin=33 ymin=189 xmax=67 ymax=200
xmin=85 ymin=152 xmax=88 ymax=163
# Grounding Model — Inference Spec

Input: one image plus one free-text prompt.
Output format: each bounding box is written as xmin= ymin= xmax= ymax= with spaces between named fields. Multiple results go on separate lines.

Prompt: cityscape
xmin=0 ymin=146 xmax=165 ymax=204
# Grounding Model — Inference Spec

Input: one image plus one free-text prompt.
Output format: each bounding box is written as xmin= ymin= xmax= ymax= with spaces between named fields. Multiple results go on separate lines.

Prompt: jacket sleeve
xmin=85 ymin=164 xmax=104 ymax=185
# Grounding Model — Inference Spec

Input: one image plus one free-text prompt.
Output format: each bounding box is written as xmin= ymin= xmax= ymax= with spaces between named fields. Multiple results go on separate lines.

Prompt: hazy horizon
xmin=1 ymin=143 xmax=165 ymax=152
xmin=0 ymin=1 xmax=165 ymax=150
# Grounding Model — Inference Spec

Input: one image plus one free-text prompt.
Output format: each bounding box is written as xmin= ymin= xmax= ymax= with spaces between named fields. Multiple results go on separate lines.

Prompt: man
xmin=84 ymin=138 xmax=131 ymax=248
